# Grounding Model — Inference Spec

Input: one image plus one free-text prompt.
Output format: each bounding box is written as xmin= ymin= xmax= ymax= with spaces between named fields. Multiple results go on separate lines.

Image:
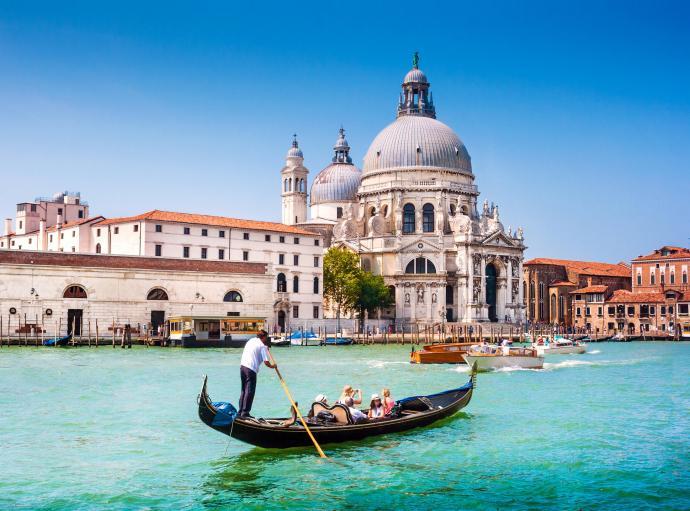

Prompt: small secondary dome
xmin=403 ymin=68 xmax=428 ymax=84
xmin=310 ymin=128 xmax=362 ymax=205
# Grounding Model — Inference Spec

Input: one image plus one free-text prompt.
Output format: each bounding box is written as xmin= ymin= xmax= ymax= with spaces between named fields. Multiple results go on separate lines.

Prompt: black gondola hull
xmin=198 ymin=371 xmax=475 ymax=448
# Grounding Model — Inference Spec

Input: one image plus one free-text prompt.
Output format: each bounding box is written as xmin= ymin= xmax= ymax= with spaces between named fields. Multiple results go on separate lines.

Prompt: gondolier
xmin=238 ymin=329 xmax=276 ymax=419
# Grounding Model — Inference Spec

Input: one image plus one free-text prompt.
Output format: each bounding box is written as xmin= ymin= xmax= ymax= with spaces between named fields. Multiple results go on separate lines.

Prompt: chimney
xmin=4 ymin=218 xmax=11 ymax=236
xmin=587 ymin=276 xmax=592 ymax=287
xmin=39 ymin=220 xmax=46 ymax=251
xmin=56 ymin=213 xmax=63 ymax=229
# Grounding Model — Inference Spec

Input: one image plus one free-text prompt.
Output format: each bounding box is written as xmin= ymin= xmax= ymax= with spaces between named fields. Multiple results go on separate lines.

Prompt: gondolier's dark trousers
xmin=238 ymin=365 xmax=257 ymax=417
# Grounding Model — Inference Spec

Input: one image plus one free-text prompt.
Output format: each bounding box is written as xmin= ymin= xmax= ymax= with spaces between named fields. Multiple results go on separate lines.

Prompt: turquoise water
xmin=1 ymin=343 xmax=689 ymax=510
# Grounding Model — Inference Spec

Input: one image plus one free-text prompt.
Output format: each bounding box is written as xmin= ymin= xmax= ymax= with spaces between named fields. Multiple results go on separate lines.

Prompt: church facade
xmin=283 ymin=56 xmax=527 ymax=325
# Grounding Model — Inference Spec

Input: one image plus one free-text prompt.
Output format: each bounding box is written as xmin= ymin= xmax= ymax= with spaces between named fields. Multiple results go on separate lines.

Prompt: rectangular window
xmin=96 ymin=228 xmax=101 ymax=236
xmin=60 ymin=233 xmax=64 ymax=239
xmin=201 ymin=248 xmax=208 ymax=259
xmin=243 ymin=232 xmax=249 ymax=240
xmin=71 ymin=247 xmax=75 ymax=252
xmin=155 ymin=244 xmax=162 ymax=257
xmin=49 ymin=235 xmax=53 ymax=242
xmin=184 ymin=227 xmax=190 ymax=235
xmin=133 ymin=224 xmax=138 ymax=232
xmin=72 ymin=231 xmax=76 ymax=237
xmin=294 ymin=255 xmax=299 ymax=266
xmin=183 ymin=247 xmax=190 ymax=258
xmin=279 ymin=254 xmax=285 ymax=265
xmin=31 ymin=204 xmax=36 ymax=212
xmin=670 ymin=273 xmax=675 ymax=284
xmin=313 ymin=306 xmax=319 ymax=319
xmin=201 ymin=229 xmax=208 ymax=237
xmin=19 ymin=220 xmax=23 ymax=229
xmin=114 ymin=227 xmax=119 ymax=234
xmin=650 ymin=273 xmax=655 ymax=285
xmin=661 ymin=273 xmax=665 ymax=284
xmin=78 ymin=210 xmax=84 ymax=218
xmin=314 ymin=239 xmax=320 ymax=246
xmin=683 ymin=272 xmax=688 ymax=284
xmin=608 ymin=306 xmax=615 ymax=316
xmin=155 ymin=224 xmax=162 ymax=233
xmin=293 ymin=306 xmax=299 ymax=319
xmin=576 ymin=307 xmax=581 ymax=316
xmin=218 ymin=249 xmax=225 ymax=260
xmin=636 ymin=274 xmax=641 ymax=285
xmin=585 ymin=307 xmax=591 ymax=316
xmin=575 ymin=294 xmax=582 ymax=301
xmin=649 ymin=305 xmax=656 ymax=316
xmin=279 ymin=236 xmax=285 ymax=243
xmin=219 ymin=230 xmax=225 ymax=238
xmin=597 ymin=306 xmax=603 ymax=317
xmin=627 ymin=306 xmax=635 ymax=316
xmin=293 ymin=276 xmax=299 ymax=293
xmin=28 ymin=238 xmax=32 ymax=244
xmin=661 ymin=306 xmax=666 ymax=316
xmin=265 ymin=234 xmax=271 ymax=242
xmin=58 ymin=208 xmax=63 ymax=215
xmin=243 ymin=251 xmax=249 ymax=261
xmin=314 ymin=256 xmax=319 ymax=267
xmin=679 ymin=304 xmax=689 ymax=315
xmin=294 ymin=237 xmax=300 ymax=244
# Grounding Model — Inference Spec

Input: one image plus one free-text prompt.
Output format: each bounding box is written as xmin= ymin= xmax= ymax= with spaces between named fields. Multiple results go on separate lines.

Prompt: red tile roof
xmin=633 ymin=246 xmax=690 ymax=262
xmin=570 ymin=285 xmax=608 ymax=294
xmin=607 ymin=290 xmax=664 ymax=303
xmin=524 ymin=258 xmax=631 ymax=278
xmin=97 ymin=210 xmax=318 ymax=236
xmin=0 ymin=249 xmax=267 ymax=275
xmin=46 ymin=216 xmax=105 ymax=232
xmin=550 ymin=280 xmax=577 ymax=287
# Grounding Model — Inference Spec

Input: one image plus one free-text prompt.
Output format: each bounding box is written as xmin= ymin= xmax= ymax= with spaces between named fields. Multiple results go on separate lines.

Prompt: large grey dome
xmin=310 ymin=163 xmax=361 ymax=205
xmin=362 ymin=115 xmax=472 ymax=175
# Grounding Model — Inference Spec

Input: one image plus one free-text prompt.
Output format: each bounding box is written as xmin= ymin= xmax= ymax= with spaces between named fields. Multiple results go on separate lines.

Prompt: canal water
xmin=1 ymin=342 xmax=688 ymax=510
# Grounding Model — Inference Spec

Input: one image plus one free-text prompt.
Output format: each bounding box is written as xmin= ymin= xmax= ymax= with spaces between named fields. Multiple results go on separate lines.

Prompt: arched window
xmin=369 ymin=206 xmax=376 ymax=217
xmin=523 ymin=281 xmax=527 ymax=304
xmin=284 ymin=179 xmax=288 ymax=192
xmin=550 ymin=294 xmax=557 ymax=321
xmin=449 ymin=203 xmax=456 ymax=217
xmin=422 ymin=203 xmax=434 ymax=232
xmin=223 ymin=291 xmax=243 ymax=302
xmin=559 ymin=295 xmax=565 ymax=320
xmin=289 ymin=178 xmax=292 ymax=192
xmin=388 ymin=285 xmax=396 ymax=303
xmin=403 ymin=204 xmax=415 ymax=234
xmin=64 ymin=285 xmax=87 ymax=299
xmin=293 ymin=275 xmax=299 ymax=293
xmin=277 ymin=273 xmax=287 ymax=292
xmin=461 ymin=205 xmax=469 ymax=215
xmin=405 ymin=257 xmax=436 ymax=274
xmin=382 ymin=205 xmax=389 ymax=217
xmin=147 ymin=288 xmax=169 ymax=300
xmin=313 ymin=276 xmax=319 ymax=294
xmin=95 ymin=243 xmax=101 ymax=254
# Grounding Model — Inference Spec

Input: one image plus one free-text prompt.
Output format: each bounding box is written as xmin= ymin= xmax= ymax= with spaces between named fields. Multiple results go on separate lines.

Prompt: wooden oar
xmin=266 ymin=349 xmax=328 ymax=459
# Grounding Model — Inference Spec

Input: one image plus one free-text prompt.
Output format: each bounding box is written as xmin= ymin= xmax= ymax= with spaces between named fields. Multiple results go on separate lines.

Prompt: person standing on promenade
xmin=238 ymin=329 xmax=277 ymax=419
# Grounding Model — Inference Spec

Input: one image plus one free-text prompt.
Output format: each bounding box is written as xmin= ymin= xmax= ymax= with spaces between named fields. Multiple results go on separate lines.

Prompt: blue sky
xmin=0 ymin=1 xmax=688 ymax=262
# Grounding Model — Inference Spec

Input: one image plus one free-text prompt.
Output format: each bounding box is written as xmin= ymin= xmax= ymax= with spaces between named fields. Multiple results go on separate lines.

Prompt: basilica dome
xmin=362 ymin=115 xmax=472 ymax=175
xmin=310 ymin=128 xmax=362 ymax=205
xmin=362 ymin=60 xmax=472 ymax=176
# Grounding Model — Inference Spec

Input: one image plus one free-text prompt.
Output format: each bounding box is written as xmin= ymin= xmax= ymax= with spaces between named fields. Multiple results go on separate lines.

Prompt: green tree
xmin=323 ymin=247 xmax=361 ymax=331
xmin=323 ymin=247 xmax=395 ymax=333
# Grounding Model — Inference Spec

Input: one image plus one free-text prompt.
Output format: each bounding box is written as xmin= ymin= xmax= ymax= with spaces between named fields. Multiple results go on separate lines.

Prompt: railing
xmin=361 ymin=180 xmax=478 ymax=195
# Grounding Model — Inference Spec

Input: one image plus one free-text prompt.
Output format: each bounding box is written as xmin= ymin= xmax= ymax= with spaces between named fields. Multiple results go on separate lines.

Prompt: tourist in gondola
xmin=337 ymin=385 xmax=362 ymax=405
xmin=343 ymin=396 xmax=367 ymax=423
xmin=368 ymin=394 xmax=385 ymax=419
xmin=238 ymin=329 xmax=277 ymax=419
xmin=381 ymin=388 xmax=395 ymax=415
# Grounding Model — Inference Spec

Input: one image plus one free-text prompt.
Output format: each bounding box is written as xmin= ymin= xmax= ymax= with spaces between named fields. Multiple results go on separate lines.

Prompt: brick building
xmin=522 ymin=258 xmax=631 ymax=326
xmin=571 ymin=246 xmax=690 ymax=338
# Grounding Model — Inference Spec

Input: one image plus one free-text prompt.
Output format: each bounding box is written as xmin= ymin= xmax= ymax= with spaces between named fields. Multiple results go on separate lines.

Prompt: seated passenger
xmin=381 ymin=388 xmax=395 ymax=415
xmin=307 ymin=394 xmax=328 ymax=419
xmin=337 ymin=385 xmax=362 ymax=406
xmin=368 ymin=394 xmax=385 ymax=419
xmin=343 ymin=396 xmax=367 ymax=423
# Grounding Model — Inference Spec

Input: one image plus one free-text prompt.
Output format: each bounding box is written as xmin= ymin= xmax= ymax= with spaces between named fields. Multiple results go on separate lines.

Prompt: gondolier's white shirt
xmin=241 ymin=337 xmax=269 ymax=373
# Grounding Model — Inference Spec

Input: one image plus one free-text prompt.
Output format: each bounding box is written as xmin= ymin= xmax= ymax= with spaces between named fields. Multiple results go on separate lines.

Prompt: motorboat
xmin=534 ymin=337 xmax=586 ymax=355
xmin=462 ymin=345 xmax=543 ymax=371
xmin=324 ymin=336 xmax=354 ymax=345
xmin=288 ymin=331 xmax=324 ymax=346
xmin=269 ymin=335 xmax=291 ymax=347
xmin=410 ymin=343 xmax=475 ymax=364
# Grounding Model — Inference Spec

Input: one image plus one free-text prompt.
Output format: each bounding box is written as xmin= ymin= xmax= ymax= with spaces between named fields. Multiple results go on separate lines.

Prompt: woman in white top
xmin=368 ymin=394 xmax=385 ymax=419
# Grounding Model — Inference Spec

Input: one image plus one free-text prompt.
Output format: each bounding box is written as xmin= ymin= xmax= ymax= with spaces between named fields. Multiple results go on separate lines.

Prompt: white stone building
xmin=300 ymin=56 xmax=527 ymax=325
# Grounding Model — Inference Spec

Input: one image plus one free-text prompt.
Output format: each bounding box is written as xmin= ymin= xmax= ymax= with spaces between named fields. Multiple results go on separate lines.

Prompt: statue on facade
xmin=417 ymin=287 xmax=425 ymax=304
xmin=472 ymin=253 xmax=482 ymax=275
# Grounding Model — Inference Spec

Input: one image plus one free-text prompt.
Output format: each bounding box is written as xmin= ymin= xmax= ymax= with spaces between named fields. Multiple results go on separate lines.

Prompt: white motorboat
xmin=462 ymin=345 xmax=544 ymax=372
xmin=534 ymin=337 xmax=586 ymax=355
xmin=287 ymin=331 xmax=324 ymax=346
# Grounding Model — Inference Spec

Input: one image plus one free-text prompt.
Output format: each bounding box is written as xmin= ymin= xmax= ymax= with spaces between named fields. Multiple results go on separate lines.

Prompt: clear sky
xmin=0 ymin=1 xmax=688 ymax=262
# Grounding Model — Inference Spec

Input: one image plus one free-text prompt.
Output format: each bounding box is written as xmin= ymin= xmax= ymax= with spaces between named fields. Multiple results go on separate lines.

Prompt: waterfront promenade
xmin=2 ymin=342 xmax=688 ymax=510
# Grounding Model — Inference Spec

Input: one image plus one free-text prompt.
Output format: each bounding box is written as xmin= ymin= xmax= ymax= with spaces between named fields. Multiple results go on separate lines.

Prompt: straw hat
xmin=314 ymin=394 xmax=327 ymax=403
xmin=371 ymin=393 xmax=380 ymax=400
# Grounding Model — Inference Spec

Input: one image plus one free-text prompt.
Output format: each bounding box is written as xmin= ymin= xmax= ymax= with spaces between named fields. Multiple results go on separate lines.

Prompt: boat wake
xmin=587 ymin=350 xmax=602 ymax=354
xmin=543 ymin=359 xmax=595 ymax=370
xmin=366 ymin=360 xmax=410 ymax=369
xmin=450 ymin=365 xmax=471 ymax=373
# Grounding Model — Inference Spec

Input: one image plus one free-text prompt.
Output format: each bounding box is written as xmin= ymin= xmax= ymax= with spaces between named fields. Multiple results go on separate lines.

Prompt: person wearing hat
xmin=238 ymin=329 xmax=277 ymax=419
xmin=368 ymin=393 xmax=385 ymax=419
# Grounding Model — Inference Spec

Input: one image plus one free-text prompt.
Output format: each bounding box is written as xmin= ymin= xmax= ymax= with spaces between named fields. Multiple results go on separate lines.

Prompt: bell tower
xmin=281 ymin=134 xmax=309 ymax=225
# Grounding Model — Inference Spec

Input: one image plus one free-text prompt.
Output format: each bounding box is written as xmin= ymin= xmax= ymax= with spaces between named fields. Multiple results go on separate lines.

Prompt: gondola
xmin=197 ymin=364 xmax=476 ymax=448
xmin=43 ymin=334 xmax=72 ymax=347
